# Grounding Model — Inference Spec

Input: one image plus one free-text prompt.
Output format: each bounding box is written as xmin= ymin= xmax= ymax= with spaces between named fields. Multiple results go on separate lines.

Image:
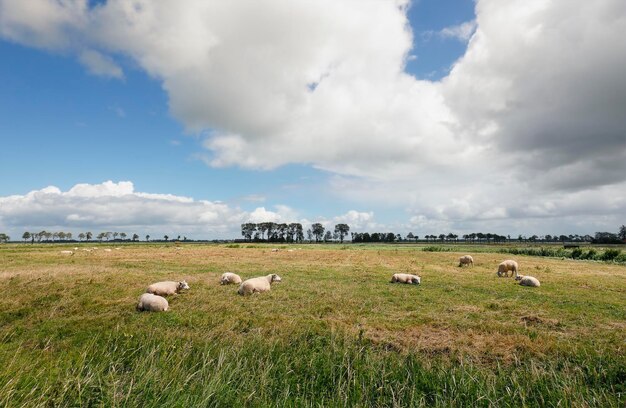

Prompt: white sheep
xmin=497 ymin=260 xmax=519 ymax=278
xmin=271 ymin=248 xmax=279 ymax=252
xmin=136 ymin=293 xmax=169 ymax=312
xmin=220 ymin=272 xmax=242 ymax=285
xmin=104 ymin=248 xmax=112 ymax=252
xmin=516 ymin=275 xmax=540 ymax=287
xmin=390 ymin=273 xmax=421 ymax=285
xmin=458 ymin=255 xmax=474 ymax=267
xmin=238 ymin=274 xmax=282 ymax=295
xmin=146 ymin=280 xmax=190 ymax=296
xmin=60 ymin=250 xmax=74 ymax=255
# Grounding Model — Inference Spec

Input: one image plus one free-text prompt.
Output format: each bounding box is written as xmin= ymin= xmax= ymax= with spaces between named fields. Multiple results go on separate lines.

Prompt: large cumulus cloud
xmin=1 ymin=0 xmax=624 ymax=233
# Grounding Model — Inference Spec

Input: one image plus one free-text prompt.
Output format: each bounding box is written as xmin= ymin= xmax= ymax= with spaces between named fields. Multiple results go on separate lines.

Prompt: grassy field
xmin=0 ymin=243 xmax=625 ymax=407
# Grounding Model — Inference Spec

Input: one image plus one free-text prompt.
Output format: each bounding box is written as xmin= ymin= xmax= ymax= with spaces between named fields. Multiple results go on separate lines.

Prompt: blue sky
xmin=0 ymin=0 xmax=624 ymax=239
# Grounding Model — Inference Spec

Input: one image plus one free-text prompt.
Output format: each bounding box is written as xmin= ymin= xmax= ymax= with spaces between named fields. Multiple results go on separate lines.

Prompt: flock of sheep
xmin=136 ymin=273 xmax=284 ymax=312
xmin=135 ymin=253 xmax=539 ymax=313
xmin=461 ymin=255 xmax=541 ymax=287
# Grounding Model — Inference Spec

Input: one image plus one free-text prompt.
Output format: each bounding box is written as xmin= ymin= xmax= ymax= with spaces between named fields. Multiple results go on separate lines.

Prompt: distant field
xmin=1 ymin=243 xmax=625 ymax=406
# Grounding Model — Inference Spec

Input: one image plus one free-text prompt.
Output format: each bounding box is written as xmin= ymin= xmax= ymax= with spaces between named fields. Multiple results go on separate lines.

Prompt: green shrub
xmin=583 ymin=249 xmax=597 ymax=260
xmin=422 ymin=246 xmax=453 ymax=252
xmin=600 ymin=249 xmax=621 ymax=261
xmin=571 ymin=248 xmax=583 ymax=259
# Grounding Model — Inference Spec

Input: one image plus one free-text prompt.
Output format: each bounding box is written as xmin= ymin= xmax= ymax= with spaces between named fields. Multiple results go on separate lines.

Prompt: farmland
xmin=1 ymin=243 xmax=625 ymax=407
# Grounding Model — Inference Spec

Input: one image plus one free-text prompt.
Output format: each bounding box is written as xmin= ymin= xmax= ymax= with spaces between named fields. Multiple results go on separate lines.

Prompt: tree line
xmin=16 ymin=231 xmax=188 ymax=243
xmin=241 ymin=222 xmax=351 ymax=243
xmin=1 ymin=225 xmax=624 ymax=245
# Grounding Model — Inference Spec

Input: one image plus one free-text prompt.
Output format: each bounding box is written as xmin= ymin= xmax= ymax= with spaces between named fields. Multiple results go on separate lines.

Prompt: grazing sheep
xmin=146 ymin=280 xmax=190 ymax=296
xmin=458 ymin=255 xmax=474 ymax=267
xmin=220 ymin=272 xmax=242 ymax=285
xmin=516 ymin=275 xmax=540 ymax=287
xmin=136 ymin=293 xmax=169 ymax=312
xmin=271 ymin=248 xmax=279 ymax=252
xmin=238 ymin=274 xmax=282 ymax=295
xmin=60 ymin=250 xmax=74 ymax=255
xmin=497 ymin=260 xmax=519 ymax=278
xmin=390 ymin=273 xmax=421 ymax=285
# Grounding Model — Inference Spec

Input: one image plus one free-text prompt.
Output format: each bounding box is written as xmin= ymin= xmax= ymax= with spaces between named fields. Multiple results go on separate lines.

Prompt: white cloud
xmin=0 ymin=0 xmax=625 ymax=234
xmin=0 ymin=181 xmax=243 ymax=238
xmin=79 ymin=49 xmax=124 ymax=79
xmin=438 ymin=20 xmax=477 ymax=42
xmin=0 ymin=182 xmax=385 ymax=239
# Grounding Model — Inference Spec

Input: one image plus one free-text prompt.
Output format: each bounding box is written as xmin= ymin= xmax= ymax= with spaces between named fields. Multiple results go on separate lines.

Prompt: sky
xmin=0 ymin=0 xmax=625 ymax=240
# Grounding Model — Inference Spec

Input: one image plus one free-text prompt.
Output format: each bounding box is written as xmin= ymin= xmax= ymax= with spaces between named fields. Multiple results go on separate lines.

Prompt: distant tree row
xmin=18 ymin=231 xmax=165 ymax=243
xmin=241 ymin=222 xmax=351 ymax=243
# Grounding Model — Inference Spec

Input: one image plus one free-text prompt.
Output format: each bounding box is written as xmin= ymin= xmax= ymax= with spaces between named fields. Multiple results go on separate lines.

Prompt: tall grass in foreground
xmin=1 ymin=330 xmax=624 ymax=407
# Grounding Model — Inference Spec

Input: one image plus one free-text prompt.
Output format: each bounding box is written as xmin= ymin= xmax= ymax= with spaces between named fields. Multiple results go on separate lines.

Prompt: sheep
xmin=497 ymin=260 xmax=519 ymax=278
xmin=220 ymin=272 xmax=242 ymax=285
xmin=60 ymin=250 xmax=74 ymax=255
xmin=146 ymin=280 xmax=190 ymax=296
xmin=390 ymin=273 xmax=421 ymax=285
xmin=458 ymin=255 xmax=474 ymax=267
xmin=104 ymin=248 xmax=112 ymax=252
xmin=136 ymin=293 xmax=169 ymax=312
xmin=271 ymin=248 xmax=279 ymax=252
xmin=238 ymin=274 xmax=282 ymax=295
xmin=516 ymin=275 xmax=540 ymax=287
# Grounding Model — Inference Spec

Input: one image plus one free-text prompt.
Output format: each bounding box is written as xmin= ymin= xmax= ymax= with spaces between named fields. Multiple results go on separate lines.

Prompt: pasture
xmin=0 ymin=243 xmax=625 ymax=407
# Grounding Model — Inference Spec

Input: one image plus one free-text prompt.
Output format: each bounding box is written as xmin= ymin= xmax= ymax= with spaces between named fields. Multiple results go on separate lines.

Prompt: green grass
xmin=0 ymin=243 xmax=625 ymax=406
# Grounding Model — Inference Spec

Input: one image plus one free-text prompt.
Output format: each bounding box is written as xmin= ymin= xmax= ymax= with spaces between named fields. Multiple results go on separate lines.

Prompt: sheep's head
xmin=412 ymin=276 xmax=421 ymax=285
xmin=271 ymin=274 xmax=282 ymax=283
xmin=515 ymin=275 xmax=524 ymax=281
xmin=178 ymin=281 xmax=190 ymax=291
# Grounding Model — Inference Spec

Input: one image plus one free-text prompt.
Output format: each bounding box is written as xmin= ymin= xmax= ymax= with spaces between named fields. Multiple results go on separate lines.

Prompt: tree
xmin=406 ymin=232 xmax=414 ymax=242
xmin=334 ymin=224 xmax=350 ymax=243
xmin=78 ymin=233 xmax=85 ymax=241
xmin=66 ymin=232 xmax=72 ymax=241
xmin=104 ymin=232 xmax=112 ymax=241
xmin=132 ymin=233 xmax=139 ymax=242
xmin=324 ymin=230 xmax=333 ymax=242
xmin=0 ymin=233 xmax=10 ymax=243
xmin=120 ymin=233 xmax=127 ymax=240
xmin=311 ymin=223 xmax=325 ymax=243
xmin=22 ymin=232 xmax=31 ymax=242
xmin=86 ymin=232 xmax=92 ymax=241
xmin=164 ymin=235 xmax=169 ymax=241
xmin=146 ymin=235 xmax=150 ymax=242
xmin=113 ymin=232 xmax=119 ymax=240
xmin=96 ymin=232 xmax=105 ymax=242
xmin=241 ymin=223 xmax=257 ymax=241
xmin=619 ymin=225 xmax=626 ymax=241
xmin=295 ymin=224 xmax=304 ymax=243
xmin=306 ymin=229 xmax=313 ymax=242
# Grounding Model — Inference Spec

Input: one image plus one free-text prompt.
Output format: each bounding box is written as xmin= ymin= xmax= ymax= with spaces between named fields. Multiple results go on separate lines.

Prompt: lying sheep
xmin=390 ymin=273 xmax=421 ymax=285
xmin=516 ymin=275 xmax=540 ymax=287
xmin=60 ymin=250 xmax=74 ymax=255
xmin=136 ymin=293 xmax=169 ymax=312
xmin=458 ymin=255 xmax=474 ymax=267
xmin=238 ymin=274 xmax=282 ymax=295
xmin=220 ymin=272 xmax=242 ymax=285
xmin=497 ymin=260 xmax=519 ymax=278
xmin=104 ymin=248 xmax=112 ymax=252
xmin=146 ymin=280 xmax=190 ymax=296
